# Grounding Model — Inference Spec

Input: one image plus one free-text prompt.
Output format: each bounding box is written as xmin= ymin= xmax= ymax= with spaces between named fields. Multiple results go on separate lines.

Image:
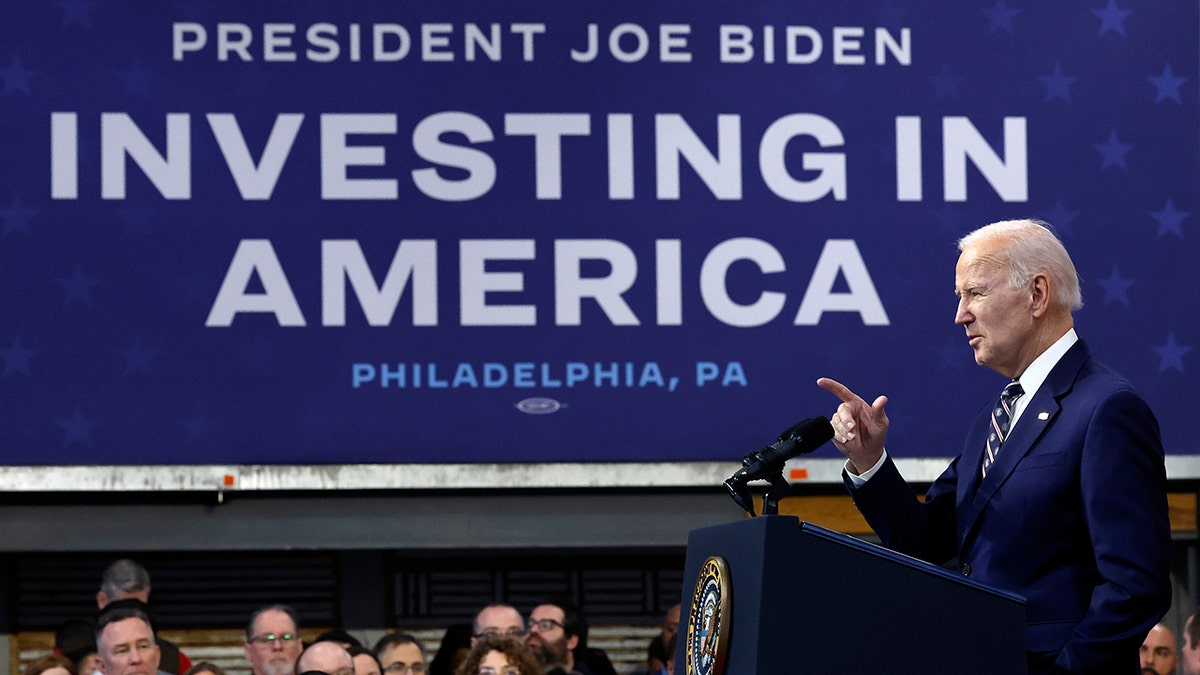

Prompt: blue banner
xmin=1 ymin=1 xmax=1196 ymax=464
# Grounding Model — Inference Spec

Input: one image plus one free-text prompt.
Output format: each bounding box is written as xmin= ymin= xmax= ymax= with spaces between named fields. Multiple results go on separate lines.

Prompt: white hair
xmin=958 ymin=218 xmax=1083 ymax=311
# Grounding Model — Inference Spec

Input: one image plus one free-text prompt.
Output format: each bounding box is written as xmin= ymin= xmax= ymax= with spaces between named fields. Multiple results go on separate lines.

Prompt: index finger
xmin=817 ymin=377 xmax=861 ymax=405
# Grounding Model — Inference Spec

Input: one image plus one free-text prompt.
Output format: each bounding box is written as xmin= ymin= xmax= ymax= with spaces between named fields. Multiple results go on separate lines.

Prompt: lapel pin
xmin=1037 ymin=411 xmax=1050 ymax=420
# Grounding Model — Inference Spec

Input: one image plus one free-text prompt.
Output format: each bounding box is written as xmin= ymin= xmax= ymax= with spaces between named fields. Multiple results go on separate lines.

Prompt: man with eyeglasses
xmin=527 ymin=601 xmax=615 ymax=675
xmin=95 ymin=605 xmax=165 ymax=675
xmin=372 ymin=632 xmax=427 ymax=675
xmin=472 ymin=604 xmax=526 ymax=645
xmin=244 ymin=605 xmax=304 ymax=675
xmin=524 ymin=604 xmax=581 ymax=675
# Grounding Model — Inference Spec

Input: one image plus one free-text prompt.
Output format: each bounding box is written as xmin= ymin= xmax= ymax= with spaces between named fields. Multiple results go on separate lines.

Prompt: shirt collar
xmin=1015 ymin=327 xmax=1078 ymax=399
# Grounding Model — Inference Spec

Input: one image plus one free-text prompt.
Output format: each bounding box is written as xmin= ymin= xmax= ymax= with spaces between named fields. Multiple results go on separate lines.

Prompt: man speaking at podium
xmin=818 ymin=219 xmax=1170 ymax=674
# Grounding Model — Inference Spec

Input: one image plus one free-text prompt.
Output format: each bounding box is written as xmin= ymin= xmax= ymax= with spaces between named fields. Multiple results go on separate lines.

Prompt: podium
xmin=677 ymin=516 xmax=1027 ymax=674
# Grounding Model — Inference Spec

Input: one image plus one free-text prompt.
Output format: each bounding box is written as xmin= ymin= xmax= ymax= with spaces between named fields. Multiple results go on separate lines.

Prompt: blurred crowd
xmin=24 ymin=559 xmax=682 ymax=675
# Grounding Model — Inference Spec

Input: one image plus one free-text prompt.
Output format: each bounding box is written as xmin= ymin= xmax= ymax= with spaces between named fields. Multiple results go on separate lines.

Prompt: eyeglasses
xmin=383 ymin=663 xmax=426 ymax=674
xmin=526 ymin=618 xmax=564 ymax=632
xmin=473 ymin=627 xmax=526 ymax=638
xmin=478 ymin=668 xmax=519 ymax=675
xmin=248 ymin=632 xmax=301 ymax=647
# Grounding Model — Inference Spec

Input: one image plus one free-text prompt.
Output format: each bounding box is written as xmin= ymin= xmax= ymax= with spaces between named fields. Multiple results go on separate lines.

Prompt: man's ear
xmin=96 ymin=591 xmax=108 ymax=609
xmin=1029 ymin=273 xmax=1051 ymax=317
xmin=567 ymin=634 xmax=579 ymax=651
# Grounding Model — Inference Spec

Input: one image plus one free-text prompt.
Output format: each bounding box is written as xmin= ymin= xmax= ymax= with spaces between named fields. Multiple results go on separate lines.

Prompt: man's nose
xmin=954 ymin=299 xmax=970 ymax=325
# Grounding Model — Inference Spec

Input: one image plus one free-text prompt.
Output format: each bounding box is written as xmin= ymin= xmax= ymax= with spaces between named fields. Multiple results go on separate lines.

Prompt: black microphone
xmin=723 ymin=416 xmax=834 ymax=513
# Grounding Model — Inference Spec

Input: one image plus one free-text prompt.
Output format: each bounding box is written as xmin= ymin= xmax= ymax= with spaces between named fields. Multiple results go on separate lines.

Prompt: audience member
xmin=347 ymin=645 xmax=383 ymax=675
xmin=1183 ymin=608 xmax=1200 ymax=675
xmin=524 ymin=602 xmax=580 ymax=675
xmin=644 ymin=605 xmax=679 ymax=674
xmin=244 ymin=605 xmax=304 ymax=675
xmin=55 ymin=618 xmax=101 ymax=675
xmin=428 ymin=624 xmax=473 ymax=675
xmin=473 ymin=605 xmax=525 ymax=643
xmin=95 ymin=605 xmax=163 ymax=675
xmin=96 ymin=559 xmax=191 ymax=675
xmin=520 ymin=600 xmax=614 ymax=675
xmin=295 ymin=641 xmax=354 ymax=675
xmin=23 ymin=653 xmax=77 ymax=675
xmin=456 ymin=635 xmax=540 ymax=675
xmin=373 ymin=632 xmax=427 ymax=674
xmin=182 ymin=663 xmax=227 ymax=675
xmin=1141 ymin=622 xmax=1180 ymax=675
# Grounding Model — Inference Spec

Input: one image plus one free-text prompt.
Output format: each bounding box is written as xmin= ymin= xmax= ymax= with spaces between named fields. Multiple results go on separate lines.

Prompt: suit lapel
xmin=956 ymin=340 xmax=1091 ymax=545
xmin=956 ymin=408 xmax=989 ymax=513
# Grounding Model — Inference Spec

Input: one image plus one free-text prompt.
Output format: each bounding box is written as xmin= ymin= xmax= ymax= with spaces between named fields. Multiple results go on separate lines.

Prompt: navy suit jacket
xmin=846 ymin=340 xmax=1170 ymax=673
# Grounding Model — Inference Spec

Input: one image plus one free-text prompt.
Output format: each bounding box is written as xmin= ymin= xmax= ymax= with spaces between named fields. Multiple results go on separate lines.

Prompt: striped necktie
xmin=982 ymin=380 xmax=1024 ymax=477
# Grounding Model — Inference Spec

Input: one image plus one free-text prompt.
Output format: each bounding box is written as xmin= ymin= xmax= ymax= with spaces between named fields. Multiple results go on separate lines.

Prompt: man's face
xmin=525 ymin=604 xmax=576 ymax=668
xmin=244 ymin=609 xmax=303 ymax=675
xmin=1181 ymin=618 xmax=1200 ymax=675
xmin=378 ymin=642 xmax=424 ymax=675
xmin=473 ymin=606 xmax=525 ymax=643
xmin=1141 ymin=623 xmax=1179 ymax=675
xmin=295 ymin=641 xmax=354 ymax=675
xmin=97 ymin=617 xmax=160 ymax=675
xmin=954 ymin=239 xmax=1038 ymax=379
xmin=662 ymin=605 xmax=681 ymax=642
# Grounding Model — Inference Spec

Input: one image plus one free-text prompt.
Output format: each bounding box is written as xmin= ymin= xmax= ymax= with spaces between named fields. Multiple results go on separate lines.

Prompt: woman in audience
xmin=455 ymin=635 xmax=540 ymax=675
xmin=23 ymin=654 xmax=77 ymax=675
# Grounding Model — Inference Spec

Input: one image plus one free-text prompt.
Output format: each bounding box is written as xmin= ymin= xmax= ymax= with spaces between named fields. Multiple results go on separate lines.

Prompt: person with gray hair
xmin=96 ymin=559 xmax=191 ymax=675
xmin=819 ymin=218 xmax=1170 ymax=673
xmin=244 ymin=605 xmax=304 ymax=675
xmin=97 ymin=559 xmax=152 ymax=607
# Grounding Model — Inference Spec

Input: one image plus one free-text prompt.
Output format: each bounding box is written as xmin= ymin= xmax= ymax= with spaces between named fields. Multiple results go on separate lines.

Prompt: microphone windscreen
xmin=780 ymin=416 xmax=834 ymax=444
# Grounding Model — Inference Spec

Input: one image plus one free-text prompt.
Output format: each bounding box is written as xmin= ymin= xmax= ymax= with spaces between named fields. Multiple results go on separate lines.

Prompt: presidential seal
xmin=685 ymin=556 xmax=731 ymax=675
